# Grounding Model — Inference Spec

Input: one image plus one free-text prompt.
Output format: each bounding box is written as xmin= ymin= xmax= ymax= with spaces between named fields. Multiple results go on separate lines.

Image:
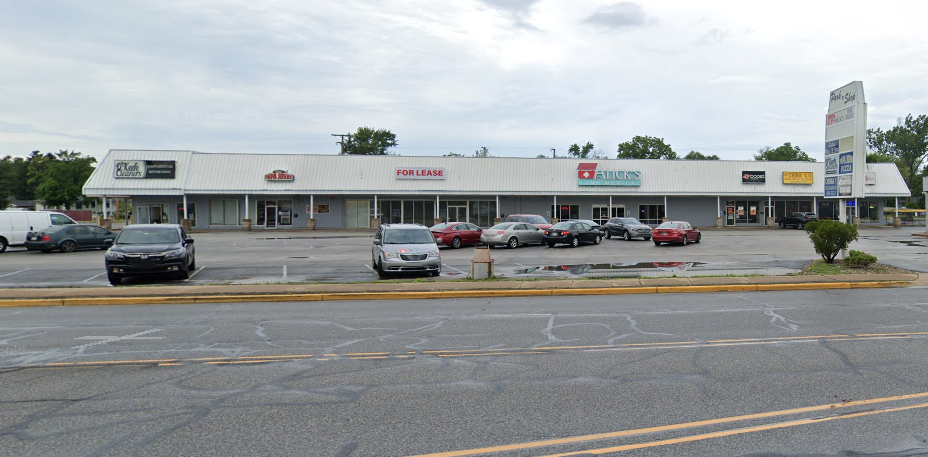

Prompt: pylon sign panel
xmin=824 ymin=81 xmax=867 ymax=198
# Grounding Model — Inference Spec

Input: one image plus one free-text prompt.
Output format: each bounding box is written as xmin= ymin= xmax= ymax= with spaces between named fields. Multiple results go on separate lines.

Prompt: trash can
xmin=471 ymin=245 xmax=493 ymax=279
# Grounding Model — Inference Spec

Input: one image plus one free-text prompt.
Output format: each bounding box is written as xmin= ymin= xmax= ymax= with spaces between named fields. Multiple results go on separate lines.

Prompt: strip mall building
xmin=82 ymin=150 xmax=911 ymax=230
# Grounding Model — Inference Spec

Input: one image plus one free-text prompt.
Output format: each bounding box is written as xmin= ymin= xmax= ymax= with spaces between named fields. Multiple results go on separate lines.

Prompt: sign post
xmin=824 ymin=81 xmax=867 ymax=224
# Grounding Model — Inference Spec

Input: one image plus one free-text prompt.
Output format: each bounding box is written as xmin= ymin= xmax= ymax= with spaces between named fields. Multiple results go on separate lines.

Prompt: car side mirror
xmin=185 ymin=237 xmax=195 ymax=244
xmin=105 ymin=239 xmax=114 ymax=246
xmin=693 ymin=226 xmax=697 ymax=229
xmin=373 ymin=239 xmax=382 ymax=245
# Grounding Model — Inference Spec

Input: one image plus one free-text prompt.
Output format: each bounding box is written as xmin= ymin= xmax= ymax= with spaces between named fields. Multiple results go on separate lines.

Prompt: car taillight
xmin=544 ymin=230 xmax=549 ymax=235
xmin=561 ymin=231 xmax=570 ymax=236
xmin=42 ymin=235 xmax=51 ymax=241
xmin=497 ymin=230 xmax=505 ymax=235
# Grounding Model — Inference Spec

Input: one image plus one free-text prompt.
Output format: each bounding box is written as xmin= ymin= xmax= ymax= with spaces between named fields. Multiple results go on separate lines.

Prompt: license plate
xmin=30 ymin=236 xmax=39 ymax=241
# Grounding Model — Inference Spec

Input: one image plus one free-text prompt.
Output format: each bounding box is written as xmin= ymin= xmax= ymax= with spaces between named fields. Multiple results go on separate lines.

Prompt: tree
xmin=568 ymin=142 xmax=596 ymax=158
xmin=27 ymin=150 xmax=97 ymax=209
xmin=616 ymin=136 xmax=677 ymax=159
xmin=804 ymin=220 xmax=859 ymax=263
xmin=444 ymin=152 xmax=465 ymax=157
xmin=753 ymin=142 xmax=815 ymax=161
xmin=867 ymin=114 xmax=928 ymax=198
xmin=474 ymin=146 xmax=490 ymax=158
xmin=683 ymin=151 xmax=719 ymax=160
xmin=344 ymin=127 xmax=397 ymax=155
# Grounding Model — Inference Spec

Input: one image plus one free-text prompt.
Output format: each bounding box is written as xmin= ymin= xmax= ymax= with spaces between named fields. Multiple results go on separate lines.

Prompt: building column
xmin=494 ymin=195 xmax=500 ymax=224
xmin=609 ymin=195 xmax=613 ymax=219
xmin=813 ymin=196 xmax=817 ymax=214
xmin=552 ymin=195 xmax=558 ymax=223
xmin=101 ymin=196 xmax=112 ymax=229
xmin=435 ymin=195 xmax=442 ymax=226
xmin=894 ymin=197 xmax=901 ymax=227
xmin=371 ymin=195 xmax=380 ymax=230
xmin=307 ymin=195 xmax=316 ymax=230
xmin=716 ymin=196 xmax=722 ymax=228
xmin=181 ymin=194 xmax=192 ymax=232
xmin=766 ymin=196 xmax=774 ymax=227
xmin=663 ymin=196 xmax=669 ymax=222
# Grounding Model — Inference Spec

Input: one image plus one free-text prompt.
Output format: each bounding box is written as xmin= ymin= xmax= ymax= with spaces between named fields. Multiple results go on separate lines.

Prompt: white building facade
xmin=82 ymin=150 xmax=912 ymax=230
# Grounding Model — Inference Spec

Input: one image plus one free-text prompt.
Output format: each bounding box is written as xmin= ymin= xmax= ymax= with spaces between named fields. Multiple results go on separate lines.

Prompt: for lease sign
xmin=395 ymin=167 xmax=445 ymax=179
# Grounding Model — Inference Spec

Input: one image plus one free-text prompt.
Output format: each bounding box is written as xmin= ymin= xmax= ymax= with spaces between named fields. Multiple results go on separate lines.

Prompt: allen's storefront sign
xmin=577 ymin=163 xmax=641 ymax=186
xmin=395 ymin=167 xmax=445 ymax=179
xmin=114 ymin=160 xmax=176 ymax=179
xmin=783 ymin=171 xmax=813 ymax=184
xmin=741 ymin=171 xmax=766 ymax=184
xmin=265 ymin=170 xmax=295 ymax=181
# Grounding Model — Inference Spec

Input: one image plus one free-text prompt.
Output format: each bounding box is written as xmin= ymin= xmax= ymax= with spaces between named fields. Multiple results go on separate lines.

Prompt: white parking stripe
xmin=443 ymin=264 xmax=466 ymax=274
xmin=187 ymin=266 xmax=204 ymax=280
xmin=363 ymin=264 xmax=375 ymax=272
xmin=283 ymin=265 xmax=288 ymax=278
xmin=0 ymin=268 xmax=32 ymax=278
xmin=82 ymin=272 xmax=105 ymax=283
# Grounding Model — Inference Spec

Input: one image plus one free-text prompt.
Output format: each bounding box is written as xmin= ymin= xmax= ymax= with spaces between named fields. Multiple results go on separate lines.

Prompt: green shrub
xmin=843 ymin=250 xmax=877 ymax=267
xmin=803 ymin=220 xmax=859 ymax=263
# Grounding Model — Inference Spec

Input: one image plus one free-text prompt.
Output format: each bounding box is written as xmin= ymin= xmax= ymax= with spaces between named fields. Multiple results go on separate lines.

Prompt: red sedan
xmin=430 ymin=222 xmax=482 ymax=248
xmin=652 ymin=221 xmax=701 ymax=246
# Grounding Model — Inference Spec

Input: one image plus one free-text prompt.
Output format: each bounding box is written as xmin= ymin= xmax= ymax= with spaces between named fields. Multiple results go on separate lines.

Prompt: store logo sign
xmin=265 ymin=169 xmax=295 ymax=181
xmin=577 ymin=163 xmax=641 ymax=186
xmin=114 ymin=160 xmax=176 ymax=179
xmin=742 ymin=171 xmax=765 ymax=183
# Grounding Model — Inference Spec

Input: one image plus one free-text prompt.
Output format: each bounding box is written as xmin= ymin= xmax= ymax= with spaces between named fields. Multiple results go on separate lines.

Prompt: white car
xmin=480 ymin=222 xmax=544 ymax=248
xmin=372 ymin=224 xmax=441 ymax=277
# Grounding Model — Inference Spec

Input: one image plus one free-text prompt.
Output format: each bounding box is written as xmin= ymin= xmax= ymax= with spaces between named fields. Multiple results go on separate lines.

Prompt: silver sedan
xmin=480 ymin=222 xmax=545 ymax=248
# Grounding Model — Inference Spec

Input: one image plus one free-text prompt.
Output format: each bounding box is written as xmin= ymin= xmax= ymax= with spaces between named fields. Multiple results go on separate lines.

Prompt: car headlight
xmin=428 ymin=250 xmax=439 ymax=258
xmin=383 ymin=252 xmax=399 ymax=259
xmin=105 ymin=250 xmax=124 ymax=260
xmin=163 ymin=248 xmax=186 ymax=259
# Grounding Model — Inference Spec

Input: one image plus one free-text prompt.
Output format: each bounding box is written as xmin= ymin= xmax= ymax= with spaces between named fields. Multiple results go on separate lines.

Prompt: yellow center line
xmin=539 ymin=401 xmax=928 ymax=456
xmin=402 ymin=391 xmax=928 ymax=457
xmin=344 ymin=352 xmax=391 ymax=356
xmin=237 ymin=354 xmax=313 ymax=359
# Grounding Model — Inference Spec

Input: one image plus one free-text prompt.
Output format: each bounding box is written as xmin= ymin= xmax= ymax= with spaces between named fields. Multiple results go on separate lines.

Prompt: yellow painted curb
xmin=195 ymin=294 xmax=323 ymax=303
xmin=0 ymin=299 xmax=65 ymax=308
xmin=441 ymin=289 xmax=553 ymax=299
xmin=755 ymin=283 xmax=851 ymax=291
xmin=553 ymin=287 xmax=658 ymax=295
xmin=656 ymin=285 xmax=758 ymax=294
xmin=321 ymin=291 xmax=443 ymax=301
xmin=850 ymin=281 xmax=910 ymax=288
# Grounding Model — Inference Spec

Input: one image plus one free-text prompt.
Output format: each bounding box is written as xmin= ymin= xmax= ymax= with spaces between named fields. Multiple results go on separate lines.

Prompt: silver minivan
xmin=371 ymin=224 xmax=441 ymax=277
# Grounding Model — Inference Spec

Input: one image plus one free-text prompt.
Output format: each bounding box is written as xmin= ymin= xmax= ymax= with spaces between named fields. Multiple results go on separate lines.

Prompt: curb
xmin=0 ymin=281 xmax=912 ymax=308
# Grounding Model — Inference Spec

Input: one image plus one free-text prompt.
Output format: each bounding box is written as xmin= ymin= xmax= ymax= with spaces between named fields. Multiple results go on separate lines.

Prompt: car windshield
xmin=550 ymin=222 xmax=572 ymax=230
xmin=383 ymin=229 xmax=435 ymax=244
xmin=620 ymin=218 xmax=643 ymax=225
xmin=524 ymin=216 xmax=548 ymax=224
xmin=430 ymin=223 xmax=453 ymax=230
xmin=657 ymin=222 xmax=682 ymax=229
xmin=116 ymin=229 xmax=181 ymax=244
xmin=488 ymin=223 xmax=515 ymax=230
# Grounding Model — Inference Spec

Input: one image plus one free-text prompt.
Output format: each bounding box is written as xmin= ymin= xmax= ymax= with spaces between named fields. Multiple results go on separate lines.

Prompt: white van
xmin=0 ymin=210 xmax=77 ymax=253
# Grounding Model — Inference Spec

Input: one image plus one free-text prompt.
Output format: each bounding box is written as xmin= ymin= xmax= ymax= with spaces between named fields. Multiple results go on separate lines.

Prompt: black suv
xmin=104 ymin=224 xmax=196 ymax=285
xmin=779 ymin=212 xmax=818 ymax=229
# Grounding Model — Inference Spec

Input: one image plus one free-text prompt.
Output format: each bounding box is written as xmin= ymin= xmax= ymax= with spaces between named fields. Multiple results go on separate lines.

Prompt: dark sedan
xmin=104 ymin=224 xmax=196 ymax=285
xmin=603 ymin=217 xmax=652 ymax=241
xmin=652 ymin=221 xmax=701 ymax=246
xmin=563 ymin=219 xmax=606 ymax=238
xmin=779 ymin=212 xmax=818 ymax=229
xmin=25 ymin=224 xmax=115 ymax=253
xmin=543 ymin=221 xmax=602 ymax=247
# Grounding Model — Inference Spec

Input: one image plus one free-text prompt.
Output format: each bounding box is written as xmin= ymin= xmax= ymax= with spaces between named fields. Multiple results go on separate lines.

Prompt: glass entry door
xmin=726 ymin=206 xmax=735 ymax=226
xmin=447 ymin=206 xmax=467 ymax=222
xmin=265 ymin=204 xmax=277 ymax=228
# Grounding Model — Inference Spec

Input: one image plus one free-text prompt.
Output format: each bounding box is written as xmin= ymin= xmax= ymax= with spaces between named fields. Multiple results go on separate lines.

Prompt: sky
xmin=1 ymin=0 xmax=927 ymax=163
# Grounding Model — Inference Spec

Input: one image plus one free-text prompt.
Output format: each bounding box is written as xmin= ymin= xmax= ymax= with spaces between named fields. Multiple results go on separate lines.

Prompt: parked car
xmin=0 ymin=210 xmax=77 ymax=253
xmin=563 ymin=219 xmax=606 ymax=238
xmin=652 ymin=221 xmax=701 ymax=246
xmin=24 ymin=224 xmax=115 ymax=253
xmin=372 ymin=223 xmax=441 ymax=277
xmin=779 ymin=212 xmax=818 ymax=229
xmin=543 ymin=221 xmax=602 ymax=247
xmin=104 ymin=224 xmax=196 ymax=285
xmin=604 ymin=217 xmax=652 ymax=241
xmin=430 ymin=222 xmax=482 ymax=248
xmin=502 ymin=214 xmax=552 ymax=229
xmin=481 ymin=222 xmax=544 ymax=248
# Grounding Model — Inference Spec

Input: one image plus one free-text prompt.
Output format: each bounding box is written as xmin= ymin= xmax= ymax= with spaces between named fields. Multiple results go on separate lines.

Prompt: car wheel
xmin=682 ymin=235 xmax=688 ymax=246
xmin=797 ymin=222 xmax=804 ymax=230
xmin=780 ymin=222 xmax=785 ymax=229
xmin=594 ymin=235 xmax=601 ymax=245
xmin=108 ymin=274 xmax=121 ymax=286
xmin=695 ymin=233 xmax=701 ymax=243
xmin=605 ymin=232 xmax=612 ymax=239
xmin=431 ymin=264 xmax=442 ymax=277
xmin=654 ymin=240 xmax=661 ymax=246
xmin=177 ymin=263 xmax=190 ymax=280
xmin=375 ymin=257 xmax=387 ymax=278
xmin=451 ymin=237 xmax=462 ymax=249
xmin=623 ymin=231 xmax=630 ymax=241
xmin=569 ymin=236 xmax=579 ymax=248
xmin=60 ymin=240 xmax=77 ymax=253
xmin=507 ymin=237 xmax=519 ymax=249
xmin=0 ymin=238 xmax=7 ymax=253
xmin=644 ymin=236 xmax=651 ymax=241
xmin=547 ymin=242 xmax=555 ymax=248
xmin=189 ymin=255 xmax=196 ymax=270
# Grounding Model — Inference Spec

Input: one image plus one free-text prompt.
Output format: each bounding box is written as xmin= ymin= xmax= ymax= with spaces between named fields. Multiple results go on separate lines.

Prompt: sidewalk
xmin=0 ymin=273 xmax=923 ymax=307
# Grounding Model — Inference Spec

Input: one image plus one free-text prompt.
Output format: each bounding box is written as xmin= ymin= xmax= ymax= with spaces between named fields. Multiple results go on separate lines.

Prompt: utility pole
xmin=331 ymin=133 xmax=352 ymax=155
xmin=550 ymin=148 xmax=556 ymax=158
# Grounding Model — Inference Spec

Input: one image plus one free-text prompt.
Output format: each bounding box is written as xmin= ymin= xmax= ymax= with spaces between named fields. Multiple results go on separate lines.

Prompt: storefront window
xmin=551 ymin=205 xmax=579 ymax=221
xmin=176 ymin=202 xmax=196 ymax=226
xmin=209 ymin=200 xmax=239 ymax=225
xmin=638 ymin=204 xmax=665 ymax=225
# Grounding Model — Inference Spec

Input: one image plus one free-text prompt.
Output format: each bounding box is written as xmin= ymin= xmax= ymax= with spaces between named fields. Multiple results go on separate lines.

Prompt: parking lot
xmin=0 ymin=226 xmax=926 ymax=288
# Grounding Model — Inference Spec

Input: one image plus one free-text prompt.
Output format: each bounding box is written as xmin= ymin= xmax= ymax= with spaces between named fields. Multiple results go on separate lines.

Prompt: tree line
xmin=0 ymin=150 xmax=97 ymax=210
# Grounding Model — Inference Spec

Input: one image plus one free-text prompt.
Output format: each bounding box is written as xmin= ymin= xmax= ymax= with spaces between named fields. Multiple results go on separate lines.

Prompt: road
xmin=1 ymin=226 xmax=926 ymax=287
xmin=3 ymin=287 xmax=928 ymax=456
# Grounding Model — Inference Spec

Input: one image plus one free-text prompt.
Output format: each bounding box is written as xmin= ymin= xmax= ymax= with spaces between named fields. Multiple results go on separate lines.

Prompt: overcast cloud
xmin=1 ymin=0 xmax=926 ymax=162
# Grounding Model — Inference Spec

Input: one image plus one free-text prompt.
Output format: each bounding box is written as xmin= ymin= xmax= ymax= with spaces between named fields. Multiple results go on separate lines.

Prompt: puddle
xmin=888 ymin=240 xmax=927 ymax=248
xmin=511 ymin=261 xmax=800 ymax=278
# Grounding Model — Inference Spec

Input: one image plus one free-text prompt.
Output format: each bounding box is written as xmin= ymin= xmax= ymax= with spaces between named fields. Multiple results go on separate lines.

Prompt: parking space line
xmin=0 ymin=268 xmax=32 ymax=278
xmin=443 ymin=264 xmax=466 ymax=275
xmin=82 ymin=272 xmax=106 ymax=283
xmin=187 ymin=266 xmax=204 ymax=280
xmin=363 ymin=264 xmax=375 ymax=272
xmin=283 ymin=265 xmax=288 ymax=278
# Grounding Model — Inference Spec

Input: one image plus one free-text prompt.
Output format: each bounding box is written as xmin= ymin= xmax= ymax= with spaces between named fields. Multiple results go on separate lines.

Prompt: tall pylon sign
xmin=824 ymin=82 xmax=867 ymax=213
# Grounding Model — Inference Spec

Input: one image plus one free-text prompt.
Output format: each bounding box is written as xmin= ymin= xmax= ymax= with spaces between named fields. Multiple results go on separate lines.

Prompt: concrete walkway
xmin=1 ymin=273 xmax=924 ymax=307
